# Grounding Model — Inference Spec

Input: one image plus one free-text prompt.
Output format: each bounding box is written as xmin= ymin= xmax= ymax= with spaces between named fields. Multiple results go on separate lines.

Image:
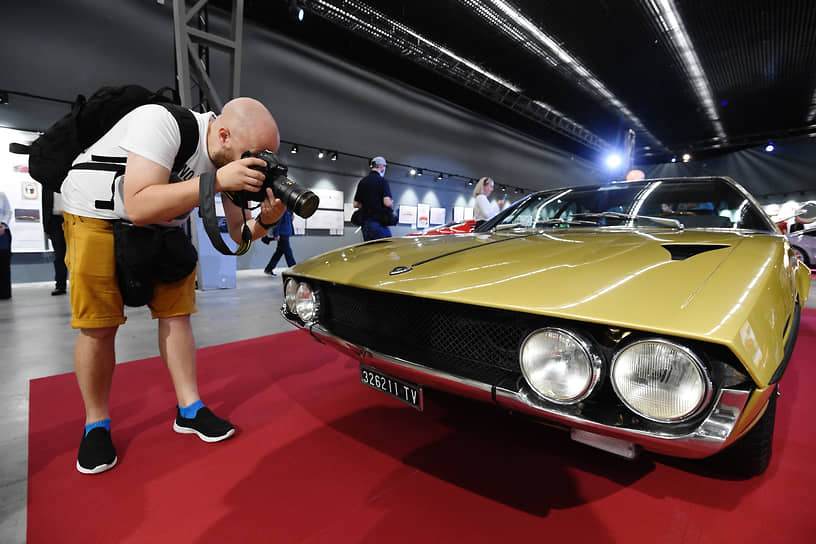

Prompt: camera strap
xmin=198 ymin=171 xmax=252 ymax=256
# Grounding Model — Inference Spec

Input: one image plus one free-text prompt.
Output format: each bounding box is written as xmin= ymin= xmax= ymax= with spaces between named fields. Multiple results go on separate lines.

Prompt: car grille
xmin=315 ymin=282 xmax=549 ymax=386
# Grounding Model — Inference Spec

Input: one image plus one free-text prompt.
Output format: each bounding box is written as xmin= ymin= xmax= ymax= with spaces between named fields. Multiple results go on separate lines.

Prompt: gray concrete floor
xmin=2 ymin=269 xmax=815 ymax=543
xmin=0 ymin=269 xmax=294 ymax=544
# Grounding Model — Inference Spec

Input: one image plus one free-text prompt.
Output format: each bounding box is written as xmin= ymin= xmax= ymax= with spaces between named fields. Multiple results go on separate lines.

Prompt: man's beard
xmin=211 ymin=148 xmax=230 ymax=168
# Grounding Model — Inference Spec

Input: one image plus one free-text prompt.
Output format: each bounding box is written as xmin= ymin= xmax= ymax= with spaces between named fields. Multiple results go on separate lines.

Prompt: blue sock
xmin=179 ymin=400 xmax=204 ymax=419
xmin=84 ymin=419 xmax=111 ymax=437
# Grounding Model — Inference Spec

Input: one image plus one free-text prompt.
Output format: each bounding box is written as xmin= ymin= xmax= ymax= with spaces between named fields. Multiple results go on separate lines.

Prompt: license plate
xmin=360 ymin=365 xmax=423 ymax=410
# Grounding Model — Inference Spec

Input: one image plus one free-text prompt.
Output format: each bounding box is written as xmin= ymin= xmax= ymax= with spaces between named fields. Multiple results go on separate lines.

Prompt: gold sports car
xmin=281 ymin=176 xmax=810 ymax=477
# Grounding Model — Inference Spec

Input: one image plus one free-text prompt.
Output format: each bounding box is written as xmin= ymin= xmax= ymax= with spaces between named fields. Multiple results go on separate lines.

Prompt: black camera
xmin=229 ymin=150 xmax=320 ymax=219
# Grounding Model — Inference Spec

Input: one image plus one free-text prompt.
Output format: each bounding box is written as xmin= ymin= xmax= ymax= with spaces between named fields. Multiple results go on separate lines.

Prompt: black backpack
xmin=9 ymin=84 xmax=198 ymax=193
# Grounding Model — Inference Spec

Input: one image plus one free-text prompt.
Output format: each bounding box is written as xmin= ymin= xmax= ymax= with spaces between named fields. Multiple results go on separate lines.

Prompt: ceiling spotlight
xmin=417 ymin=169 xmax=423 ymax=177
xmin=0 ymin=91 xmax=8 ymax=105
xmin=604 ymin=152 xmax=622 ymax=170
xmin=435 ymin=174 xmax=442 ymax=182
xmin=671 ymin=156 xmax=677 ymax=163
xmin=289 ymin=0 xmax=305 ymax=22
xmin=409 ymin=168 xmax=417 ymax=176
xmin=330 ymin=151 xmax=338 ymax=161
xmin=682 ymin=153 xmax=692 ymax=162
xmin=317 ymin=149 xmax=325 ymax=159
xmin=290 ymin=144 xmax=298 ymax=154
xmin=467 ymin=179 xmax=474 ymax=186
xmin=515 ymin=187 xmax=522 ymax=194
xmin=765 ymin=142 xmax=775 ymax=152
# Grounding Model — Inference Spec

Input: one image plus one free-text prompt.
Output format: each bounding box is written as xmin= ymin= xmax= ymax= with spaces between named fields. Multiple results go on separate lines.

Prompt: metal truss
xmin=303 ymin=0 xmax=610 ymax=152
xmin=172 ymin=0 xmax=245 ymax=111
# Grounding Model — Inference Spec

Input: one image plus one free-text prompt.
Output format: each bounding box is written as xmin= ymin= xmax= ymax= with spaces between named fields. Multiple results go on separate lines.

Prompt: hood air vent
xmin=662 ymin=244 xmax=729 ymax=261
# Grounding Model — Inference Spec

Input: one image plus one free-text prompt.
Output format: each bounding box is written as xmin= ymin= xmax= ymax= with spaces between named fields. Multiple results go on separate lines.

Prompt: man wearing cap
xmin=353 ymin=156 xmax=395 ymax=241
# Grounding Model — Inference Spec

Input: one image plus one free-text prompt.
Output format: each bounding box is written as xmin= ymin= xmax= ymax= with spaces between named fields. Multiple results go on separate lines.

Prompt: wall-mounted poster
xmin=293 ymin=214 xmax=306 ymax=235
xmin=453 ymin=206 xmax=464 ymax=222
xmin=306 ymin=209 xmax=344 ymax=235
xmin=343 ymin=202 xmax=355 ymax=221
xmin=430 ymin=207 xmax=446 ymax=225
xmin=0 ymin=127 xmax=47 ymax=252
xmin=311 ymin=188 xmax=344 ymax=210
xmin=417 ymin=203 xmax=430 ymax=229
xmin=463 ymin=207 xmax=474 ymax=220
xmin=399 ymin=205 xmax=417 ymax=225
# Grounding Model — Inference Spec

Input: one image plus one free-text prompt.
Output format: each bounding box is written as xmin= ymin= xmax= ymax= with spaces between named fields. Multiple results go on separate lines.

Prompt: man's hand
xmin=214 ymin=156 xmax=268 ymax=194
xmin=0 ymin=223 xmax=6 ymax=236
xmin=258 ymin=188 xmax=286 ymax=226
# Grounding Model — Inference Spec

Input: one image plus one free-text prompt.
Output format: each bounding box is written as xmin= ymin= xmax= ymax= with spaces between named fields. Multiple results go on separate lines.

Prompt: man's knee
xmin=80 ymin=326 xmax=118 ymax=341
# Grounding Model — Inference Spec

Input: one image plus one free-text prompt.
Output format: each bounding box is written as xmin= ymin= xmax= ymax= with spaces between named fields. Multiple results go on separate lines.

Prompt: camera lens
xmin=272 ymin=177 xmax=320 ymax=218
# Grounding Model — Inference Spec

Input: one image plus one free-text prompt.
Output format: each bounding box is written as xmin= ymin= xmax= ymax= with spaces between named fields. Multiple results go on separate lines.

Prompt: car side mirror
xmin=795 ymin=201 xmax=816 ymax=223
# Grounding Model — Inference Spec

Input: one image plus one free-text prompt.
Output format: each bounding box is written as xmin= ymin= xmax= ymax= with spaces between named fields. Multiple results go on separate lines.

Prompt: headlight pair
xmin=520 ymin=329 xmax=711 ymax=423
xmin=284 ymin=278 xmax=320 ymax=323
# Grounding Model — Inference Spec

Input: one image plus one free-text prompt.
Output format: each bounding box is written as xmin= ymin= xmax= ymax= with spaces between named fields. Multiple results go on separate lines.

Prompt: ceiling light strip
xmin=312 ymin=0 xmax=518 ymax=92
xmin=304 ymin=0 xmax=610 ymax=151
xmin=641 ymin=0 xmax=727 ymax=141
xmin=461 ymin=0 xmax=666 ymax=152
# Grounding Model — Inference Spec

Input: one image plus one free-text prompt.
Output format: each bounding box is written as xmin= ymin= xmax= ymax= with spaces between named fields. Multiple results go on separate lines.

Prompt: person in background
xmin=0 ymin=191 xmax=12 ymax=300
xmin=262 ymin=207 xmax=296 ymax=275
xmin=353 ymin=156 xmax=394 ymax=241
xmin=42 ymin=189 xmax=68 ymax=296
xmin=473 ymin=176 xmax=505 ymax=227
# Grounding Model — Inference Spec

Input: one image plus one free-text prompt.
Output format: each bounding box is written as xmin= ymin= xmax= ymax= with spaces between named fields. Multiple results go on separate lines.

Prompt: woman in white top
xmin=473 ymin=176 xmax=505 ymax=225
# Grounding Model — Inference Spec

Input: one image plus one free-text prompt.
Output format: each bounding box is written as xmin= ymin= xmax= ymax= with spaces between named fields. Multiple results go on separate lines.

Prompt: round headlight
xmin=520 ymin=328 xmax=602 ymax=404
xmin=295 ymin=282 xmax=318 ymax=322
xmin=611 ymin=339 xmax=711 ymax=422
xmin=284 ymin=278 xmax=299 ymax=313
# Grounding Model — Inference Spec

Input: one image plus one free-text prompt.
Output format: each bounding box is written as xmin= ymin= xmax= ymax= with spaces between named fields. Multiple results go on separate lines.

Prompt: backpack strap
xmin=159 ymin=104 xmax=199 ymax=175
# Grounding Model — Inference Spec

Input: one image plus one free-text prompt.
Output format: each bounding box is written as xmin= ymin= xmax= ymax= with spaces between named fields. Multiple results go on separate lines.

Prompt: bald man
xmin=61 ymin=97 xmax=285 ymax=474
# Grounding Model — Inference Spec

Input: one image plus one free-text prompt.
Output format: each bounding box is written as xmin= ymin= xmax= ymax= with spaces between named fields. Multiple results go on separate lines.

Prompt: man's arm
xmin=123 ymin=153 xmax=269 ymax=226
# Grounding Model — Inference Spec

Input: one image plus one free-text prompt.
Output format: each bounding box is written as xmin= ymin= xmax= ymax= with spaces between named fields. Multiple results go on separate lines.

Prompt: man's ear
xmin=218 ymin=126 xmax=231 ymax=146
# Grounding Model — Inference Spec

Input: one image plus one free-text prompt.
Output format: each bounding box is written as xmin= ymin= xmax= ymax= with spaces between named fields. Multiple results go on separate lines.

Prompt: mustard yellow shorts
xmin=63 ymin=213 xmax=197 ymax=329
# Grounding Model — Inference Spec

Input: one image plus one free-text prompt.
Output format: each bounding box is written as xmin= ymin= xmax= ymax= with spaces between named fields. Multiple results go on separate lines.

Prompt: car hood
xmin=290 ymin=229 xmax=801 ymax=381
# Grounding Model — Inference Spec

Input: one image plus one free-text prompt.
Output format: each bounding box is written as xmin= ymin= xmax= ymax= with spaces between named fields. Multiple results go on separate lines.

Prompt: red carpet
xmin=29 ymin=315 xmax=816 ymax=543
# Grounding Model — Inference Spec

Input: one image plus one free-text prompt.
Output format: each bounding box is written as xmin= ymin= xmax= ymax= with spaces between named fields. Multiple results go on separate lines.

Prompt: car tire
xmin=791 ymin=246 xmax=809 ymax=267
xmin=712 ymin=386 xmax=777 ymax=477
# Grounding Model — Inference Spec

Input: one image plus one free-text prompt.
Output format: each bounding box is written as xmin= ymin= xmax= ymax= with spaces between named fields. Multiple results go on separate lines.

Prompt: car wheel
xmin=791 ymin=246 xmax=809 ymax=267
xmin=712 ymin=386 xmax=777 ymax=477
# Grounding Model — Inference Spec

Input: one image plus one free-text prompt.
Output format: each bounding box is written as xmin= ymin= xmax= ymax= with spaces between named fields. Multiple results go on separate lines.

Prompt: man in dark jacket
xmin=353 ymin=156 xmax=394 ymax=241
xmin=262 ymin=208 xmax=296 ymax=275
xmin=42 ymin=189 xmax=68 ymax=295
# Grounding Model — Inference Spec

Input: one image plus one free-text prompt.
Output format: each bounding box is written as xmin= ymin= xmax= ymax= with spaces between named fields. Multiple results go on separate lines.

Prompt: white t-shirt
xmin=61 ymin=105 xmax=215 ymax=226
xmin=474 ymin=193 xmax=499 ymax=221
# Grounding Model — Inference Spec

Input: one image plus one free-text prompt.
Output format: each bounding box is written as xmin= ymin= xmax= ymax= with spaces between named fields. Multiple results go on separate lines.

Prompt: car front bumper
xmin=287 ymin=314 xmax=767 ymax=460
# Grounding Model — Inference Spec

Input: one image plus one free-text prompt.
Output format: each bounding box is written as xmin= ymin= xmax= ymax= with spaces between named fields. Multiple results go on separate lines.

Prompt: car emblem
xmin=389 ymin=265 xmax=413 ymax=275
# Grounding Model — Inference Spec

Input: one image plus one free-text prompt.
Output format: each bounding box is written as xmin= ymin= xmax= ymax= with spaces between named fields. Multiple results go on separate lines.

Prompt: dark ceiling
xmin=228 ymin=0 xmax=816 ymax=165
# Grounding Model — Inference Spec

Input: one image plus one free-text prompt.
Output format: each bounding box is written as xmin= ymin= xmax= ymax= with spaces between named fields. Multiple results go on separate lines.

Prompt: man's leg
xmin=52 ymin=222 xmax=68 ymax=293
xmin=265 ymin=245 xmax=283 ymax=273
xmin=151 ymin=275 xmax=234 ymax=443
xmin=74 ymin=326 xmax=118 ymax=423
xmin=158 ymin=315 xmax=199 ymax=408
xmin=281 ymin=236 xmax=296 ymax=267
xmin=74 ymin=325 xmax=119 ymax=474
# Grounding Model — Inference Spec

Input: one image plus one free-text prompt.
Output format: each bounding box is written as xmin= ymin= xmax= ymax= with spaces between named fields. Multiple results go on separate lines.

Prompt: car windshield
xmin=479 ymin=178 xmax=775 ymax=233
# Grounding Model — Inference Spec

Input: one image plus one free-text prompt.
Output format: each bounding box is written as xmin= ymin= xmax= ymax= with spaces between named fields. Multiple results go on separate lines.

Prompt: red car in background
xmin=407 ymin=219 xmax=477 ymax=236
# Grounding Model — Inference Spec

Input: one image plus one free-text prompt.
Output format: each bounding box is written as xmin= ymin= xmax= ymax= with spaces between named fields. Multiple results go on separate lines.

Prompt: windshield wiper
xmin=571 ymin=212 xmax=683 ymax=229
xmin=494 ymin=219 xmax=596 ymax=231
